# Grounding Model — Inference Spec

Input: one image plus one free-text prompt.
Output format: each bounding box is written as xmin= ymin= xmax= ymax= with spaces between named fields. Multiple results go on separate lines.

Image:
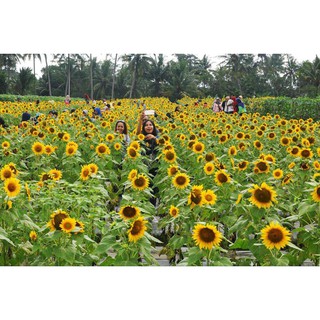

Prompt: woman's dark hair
xmin=115 ymin=120 xmax=128 ymax=135
xmin=142 ymin=120 xmax=157 ymax=137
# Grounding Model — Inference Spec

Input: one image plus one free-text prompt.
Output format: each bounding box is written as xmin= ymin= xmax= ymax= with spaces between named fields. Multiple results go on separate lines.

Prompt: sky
xmin=1 ymin=1 xmax=319 ymax=319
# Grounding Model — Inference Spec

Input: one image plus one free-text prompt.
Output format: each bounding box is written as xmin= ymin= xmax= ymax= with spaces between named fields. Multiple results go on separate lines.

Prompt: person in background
xmin=93 ymin=107 xmax=102 ymax=117
xmin=65 ymin=95 xmax=71 ymax=106
xmin=19 ymin=112 xmax=31 ymax=128
xmin=212 ymin=97 xmax=223 ymax=113
xmin=84 ymin=93 xmax=90 ymax=104
xmin=236 ymin=96 xmax=247 ymax=115
xmin=225 ymin=96 xmax=234 ymax=114
xmin=114 ymin=120 xmax=131 ymax=145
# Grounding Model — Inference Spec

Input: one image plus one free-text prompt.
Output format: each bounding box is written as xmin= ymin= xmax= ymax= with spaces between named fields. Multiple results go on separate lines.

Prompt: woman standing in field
xmin=114 ymin=120 xmax=131 ymax=145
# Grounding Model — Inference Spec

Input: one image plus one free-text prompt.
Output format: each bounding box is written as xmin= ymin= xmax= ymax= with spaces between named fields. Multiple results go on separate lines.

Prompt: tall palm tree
xmin=44 ymin=54 xmax=52 ymax=96
xmin=111 ymin=54 xmax=118 ymax=99
xmin=16 ymin=67 xmax=34 ymax=95
xmin=0 ymin=54 xmax=23 ymax=89
xmin=23 ymin=54 xmax=42 ymax=94
xmin=122 ymin=54 xmax=152 ymax=98
xmin=147 ymin=54 xmax=168 ymax=97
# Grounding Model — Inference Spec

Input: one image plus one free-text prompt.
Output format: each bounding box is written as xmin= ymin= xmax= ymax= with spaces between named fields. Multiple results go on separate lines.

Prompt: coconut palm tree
xmin=122 ymin=54 xmax=152 ymax=98
xmin=147 ymin=54 xmax=168 ymax=97
xmin=44 ymin=54 xmax=52 ymax=96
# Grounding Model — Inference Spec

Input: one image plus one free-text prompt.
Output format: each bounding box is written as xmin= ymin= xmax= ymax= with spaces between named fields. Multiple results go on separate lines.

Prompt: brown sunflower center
xmin=256 ymin=162 xmax=268 ymax=171
xmin=98 ymin=146 xmax=106 ymax=153
xmin=301 ymin=150 xmax=310 ymax=158
xmin=165 ymin=152 xmax=175 ymax=160
xmin=64 ymin=222 xmax=73 ymax=230
xmin=7 ymin=183 xmax=17 ymax=192
xmin=199 ymin=228 xmax=215 ymax=243
xmin=254 ymin=188 xmax=271 ymax=203
xmin=123 ymin=207 xmax=137 ymax=218
xmin=239 ymin=162 xmax=247 ymax=169
xmin=267 ymin=228 xmax=283 ymax=243
xmin=176 ymin=176 xmax=186 ymax=185
xmin=317 ymin=187 xmax=320 ymax=196
xmin=3 ymin=170 xmax=12 ymax=178
xmin=129 ymin=148 xmax=137 ymax=157
xmin=134 ymin=177 xmax=145 ymax=187
xmin=131 ymin=220 xmax=142 ymax=235
xmin=217 ymin=173 xmax=228 ymax=183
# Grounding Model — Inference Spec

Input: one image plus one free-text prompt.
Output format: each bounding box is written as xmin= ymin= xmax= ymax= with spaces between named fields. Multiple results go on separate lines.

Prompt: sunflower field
xmin=1 ymin=97 xmax=320 ymax=266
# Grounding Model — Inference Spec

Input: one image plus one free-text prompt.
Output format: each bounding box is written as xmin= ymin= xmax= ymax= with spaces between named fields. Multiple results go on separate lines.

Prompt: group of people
xmin=212 ymin=95 xmax=247 ymax=115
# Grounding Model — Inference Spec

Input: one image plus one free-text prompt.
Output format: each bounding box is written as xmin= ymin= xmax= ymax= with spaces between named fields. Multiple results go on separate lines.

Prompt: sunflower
xmin=260 ymin=221 xmax=291 ymax=250
xmin=60 ymin=217 xmax=77 ymax=233
xmin=238 ymin=160 xmax=249 ymax=171
xmin=192 ymin=223 xmax=222 ymax=250
xmin=65 ymin=143 xmax=78 ymax=156
xmin=48 ymin=209 xmax=69 ymax=231
xmin=167 ymin=165 xmax=179 ymax=177
xmin=113 ymin=142 xmax=122 ymax=151
xmin=128 ymin=169 xmax=138 ymax=181
xmin=128 ymin=217 xmax=147 ymax=243
xmin=131 ymin=174 xmax=149 ymax=191
xmin=129 ymin=141 xmax=140 ymax=151
xmin=299 ymin=148 xmax=313 ymax=159
xmin=0 ymin=165 xmax=15 ymax=180
xmin=4 ymin=177 xmax=21 ymax=198
xmin=267 ymin=132 xmax=276 ymax=140
xmin=32 ymin=141 xmax=45 ymax=155
xmin=272 ymin=168 xmax=283 ymax=179
xmin=204 ymin=152 xmax=215 ymax=162
xmin=119 ymin=205 xmax=141 ymax=220
xmin=163 ymin=149 xmax=177 ymax=163
xmin=253 ymin=140 xmax=263 ymax=150
xmin=214 ymin=170 xmax=231 ymax=186
xmin=44 ymin=145 xmax=55 ymax=155
xmin=253 ymin=160 xmax=270 ymax=174
xmin=40 ymin=172 xmax=52 ymax=182
xmin=289 ymin=146 xmax=300 ymax=157
xmin=137 ymin=134 xmax=145 ymax=141
xmin=248 ymin=182 xmax=277 ymax=209
xmin=29 ymin=230 xmax=37 ymax=241
xmin=1 ymin=141 xmax=10 ymax=149
xmin=235 ymin=132 xmax=245 ymax=140
xmin=88 ymin=163 xmax=98 ymax=175
xmin=172 ymin=172 xmax=190 ymax=189
xmin=49 ymin=169 xmax=62 ymax=181
xmin=192 ymin=141 xmax=205 ymax=154
xmin=127 ymin=146 xmax=139 ymax=159
xmin=282 ymin=173 xmax=294 ymax=185
xmin=313 ymin=160 xmax=320 ymax=171
xmin=80 ymin=165 xmax=91 ymax=181
xmin=95 ymin=143 xmax=111 ymax=156
xmin=203 ymin=162 xmax=215 ymax=175
xmin=202 ymin=189 xmax=217 ymax=205
xmin=188 ymin=185 xmax=204 ymax=208
xmin=169 ymin=205 xmax=179 ymax=218
xmin=311 ymin=185 xmax=320 ymax=202
xmin=228 ymin=146 xmax=237 ymax=156
xmin=106 ymin=133 xmax=115 ymax=142
xmin=280 ymin=136 xmax=291 ymax=147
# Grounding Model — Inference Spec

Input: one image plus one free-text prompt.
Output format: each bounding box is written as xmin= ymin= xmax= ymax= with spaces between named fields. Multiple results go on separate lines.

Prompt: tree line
xmin=0 ymin=54 xmax=319 ymax=101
